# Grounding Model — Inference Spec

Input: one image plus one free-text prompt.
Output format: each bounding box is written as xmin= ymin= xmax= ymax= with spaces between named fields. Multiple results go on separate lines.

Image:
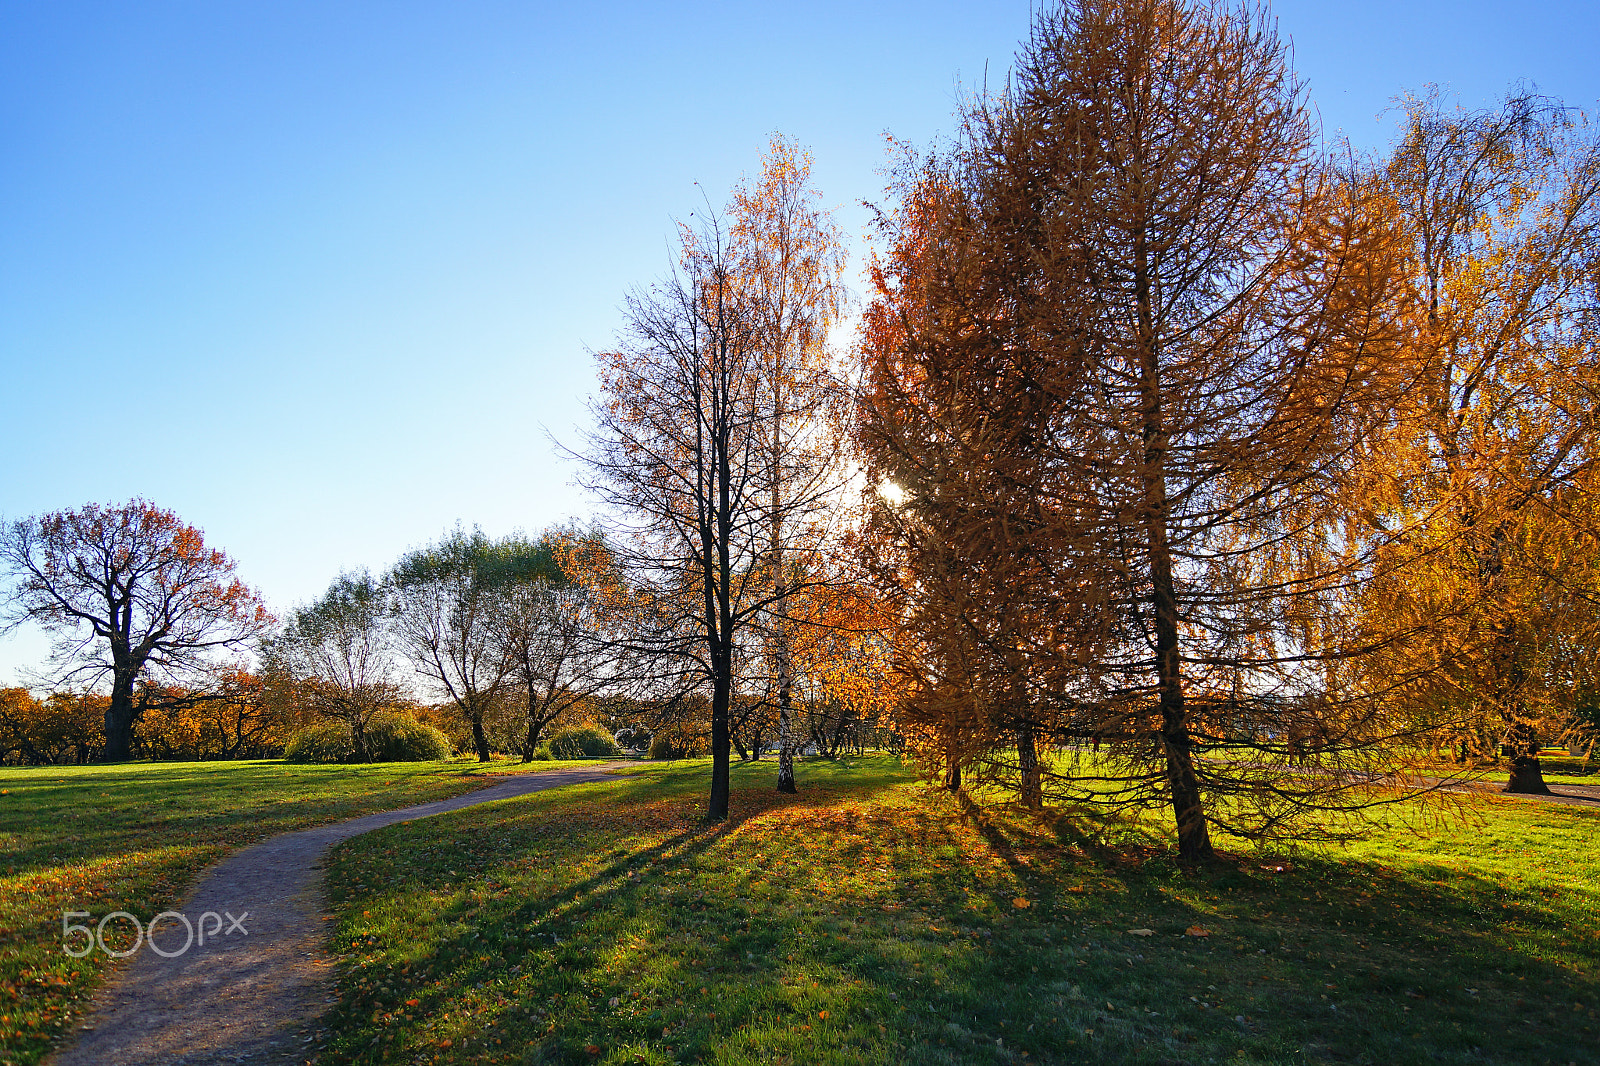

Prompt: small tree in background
xmin=388 ymin=528 xmax=516 ymax=762
xmin=487 ymin=528 xmax=618 ymax=760
xmin=269 ymin=570 xmax=399 ymax=762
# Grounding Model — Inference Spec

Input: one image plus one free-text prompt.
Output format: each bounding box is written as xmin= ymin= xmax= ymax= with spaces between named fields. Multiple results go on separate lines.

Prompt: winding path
xmin=47 ymin=764 xmax=628 ymax=1066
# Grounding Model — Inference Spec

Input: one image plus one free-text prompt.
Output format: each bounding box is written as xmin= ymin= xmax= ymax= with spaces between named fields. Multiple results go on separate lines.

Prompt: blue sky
xmin=3 ymin=0 xmax=1597 ymax=683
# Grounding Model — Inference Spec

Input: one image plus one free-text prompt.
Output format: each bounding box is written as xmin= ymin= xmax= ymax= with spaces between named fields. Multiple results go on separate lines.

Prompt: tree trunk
xmin=709 ymin=649 xmax=732 ymax=820
xmin=102 ymin=667 xmax=138 ymax=762
xmin=776 ymin=675 xmax=796 ymax=793
xmin=1136 ymin=226 xmax=1215 ymax=865
xmin=731 ymin=728 xmax=750 ymax=762
xmin=1017 ymin=723 xmax=1042 ymax=809
xmin=944 ymin=731 xmax=962 ymax=791
xmin=470 ymin=713 xmax=491 ymax=763
xmin=707 ymin=354 xmax=736 ymax=822
xmin=351 ymin=716 xmax=369 ymax=763
xmin=1152 ymin=542 xmax=1213 ymax=861
xmin=773 ymin=486 xmax=797 ymax=794
xmin=522 ymin=681 xmax=542 ymax=762
xmin=1503 ymin=719 xmax=1552 ymax=794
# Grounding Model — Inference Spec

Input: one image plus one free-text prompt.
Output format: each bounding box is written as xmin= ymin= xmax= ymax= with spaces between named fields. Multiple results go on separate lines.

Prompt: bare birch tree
xmin=730 ymin=136 xmax=848 ymax=793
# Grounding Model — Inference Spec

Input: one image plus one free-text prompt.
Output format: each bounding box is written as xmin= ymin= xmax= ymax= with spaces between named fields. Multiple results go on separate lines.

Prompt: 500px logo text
xmin=62 ymin=909 xmax=249 ymax=958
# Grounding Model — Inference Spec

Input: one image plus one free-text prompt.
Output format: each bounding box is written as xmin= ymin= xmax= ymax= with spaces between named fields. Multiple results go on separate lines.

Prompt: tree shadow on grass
xmin=317 ymin=767 xmax=1600 ymax=1066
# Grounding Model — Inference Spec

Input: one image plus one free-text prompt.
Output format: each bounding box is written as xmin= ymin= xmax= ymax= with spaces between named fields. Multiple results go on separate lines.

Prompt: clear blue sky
xmin=3 ymin=1 xmax=1597 ymax=683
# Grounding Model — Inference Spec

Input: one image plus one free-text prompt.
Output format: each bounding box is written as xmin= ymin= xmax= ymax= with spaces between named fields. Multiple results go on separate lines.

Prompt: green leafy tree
xmin=388 ymin=528 xmax=517 ymax=763
xmin=269 ymin=571 xmax=398 ymax=762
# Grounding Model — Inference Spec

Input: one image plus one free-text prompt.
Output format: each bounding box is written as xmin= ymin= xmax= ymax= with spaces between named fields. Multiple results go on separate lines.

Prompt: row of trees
xmin=849 ymin=0 xmax=1600 ymax=861
xmin=5 ymin=1 xmax=1596 ymax=861
xmin=0 ymin=503 xmax=617 ymax=764
xmin=2 ymin=673 xmax=304 ymax=764
xmin=0 ymin=488 xmax=895 ymax=770
xmin=270 ymin=527 xmax=609 ymax=763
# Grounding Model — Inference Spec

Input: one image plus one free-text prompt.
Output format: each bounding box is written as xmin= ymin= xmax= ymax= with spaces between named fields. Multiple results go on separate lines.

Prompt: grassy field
xmin=0 ymin=756 xmax=602 ymax=1065
xmin=315 ymin=756 xmax=1599 ymax=1066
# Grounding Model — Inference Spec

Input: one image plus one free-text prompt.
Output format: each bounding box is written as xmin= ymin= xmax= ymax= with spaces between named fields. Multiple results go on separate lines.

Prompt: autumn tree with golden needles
xmin=1354 ymin=91 xmax=1600 ymax=793
xmin=0 ymin=500 xmax=272 ymax=761
xmin=858 ymin=0 xmax=1421 ymax=861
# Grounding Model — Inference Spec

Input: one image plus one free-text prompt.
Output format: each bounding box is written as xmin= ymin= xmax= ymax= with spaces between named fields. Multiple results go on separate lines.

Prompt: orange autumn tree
xmin=783 ymin=576 xmax=905 ymax=756
xmin=856 ymin=0 xmax=1425 ymax=860
xmin=136 ymin=669 xmax=291 ymax=760
xmin=0 ymin=499 xmax=273 ymax=761
xmin=1352 ymin=91 xmax=1600 ymax=792
xmin=0 ymin=687 xmax=105 ymax=764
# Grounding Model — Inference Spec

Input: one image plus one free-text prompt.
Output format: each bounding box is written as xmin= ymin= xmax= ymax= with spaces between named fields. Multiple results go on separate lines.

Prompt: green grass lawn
xmin=0 ymin=755 xmax=606 ymax=1065
xmin=318 ymin=756 xmax=1599 ymax=1066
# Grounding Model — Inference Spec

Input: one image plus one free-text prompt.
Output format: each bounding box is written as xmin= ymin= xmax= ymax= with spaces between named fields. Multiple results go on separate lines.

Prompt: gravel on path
xmin=46 ymin=763 xmax=630 ymax=1066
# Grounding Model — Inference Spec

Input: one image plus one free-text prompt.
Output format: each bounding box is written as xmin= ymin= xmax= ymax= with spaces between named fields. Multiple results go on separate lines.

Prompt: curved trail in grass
xmin=46 ymin=764 xmax=629 ymax=1066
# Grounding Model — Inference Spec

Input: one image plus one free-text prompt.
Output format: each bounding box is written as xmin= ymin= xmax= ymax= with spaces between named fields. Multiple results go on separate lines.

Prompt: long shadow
xmin=315 ymin=766 xmax=1600 ymax=1066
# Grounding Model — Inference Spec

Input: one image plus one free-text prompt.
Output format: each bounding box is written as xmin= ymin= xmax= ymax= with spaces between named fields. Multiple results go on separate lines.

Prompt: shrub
xmin=365 ymin=712 xmax=453 ymax=762
xmin=648 ymin=730 xmax=707 ymax=760
xmin=283 ymin=714 xmax=452 ymax=764
xmin=284 ymin=721 xmax=357 ymax=764
xmin=529 ymin=744 xmax=553 ymax=761
xmin=546 ymin=724 xmax=623 ymax=759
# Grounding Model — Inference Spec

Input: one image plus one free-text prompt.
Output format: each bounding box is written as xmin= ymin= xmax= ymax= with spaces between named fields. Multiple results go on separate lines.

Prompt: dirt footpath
xmin=47 ymin=764 xmax=628 ymax=1066
xmin=1453 ymin=777 xmax=1600 ymax=808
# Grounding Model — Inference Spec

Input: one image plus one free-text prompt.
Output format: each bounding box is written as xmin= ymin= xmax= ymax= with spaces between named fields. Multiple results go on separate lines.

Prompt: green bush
xmin=284 ymin=721 xmax=357 ymax=764
xmin=648 ymin=731 xmax=706 ymax=760
xmin=283 ymin=714 xmax=452 ymax=764
xmin=365 ymin=712 xmax=453 ymax=762
xmin=529 ymin=744 xmax=553 ymax=761
xmin=547 ymin=724 xmax=623 ymax=759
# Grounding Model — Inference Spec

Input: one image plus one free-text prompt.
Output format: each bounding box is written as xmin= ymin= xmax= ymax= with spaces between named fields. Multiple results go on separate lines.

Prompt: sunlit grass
xmin=0 ymin=756 xmax=600 ymax=1065
xmin=321 ymin=756 xmax=1599 ymax=1065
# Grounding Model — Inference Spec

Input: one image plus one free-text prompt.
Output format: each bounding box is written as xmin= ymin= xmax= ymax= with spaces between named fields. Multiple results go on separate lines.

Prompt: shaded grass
xmin=0 ymin=756 xmax=605 ymax=1065
xmin=319 ymin=756 xmax=1599 ymax=1065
